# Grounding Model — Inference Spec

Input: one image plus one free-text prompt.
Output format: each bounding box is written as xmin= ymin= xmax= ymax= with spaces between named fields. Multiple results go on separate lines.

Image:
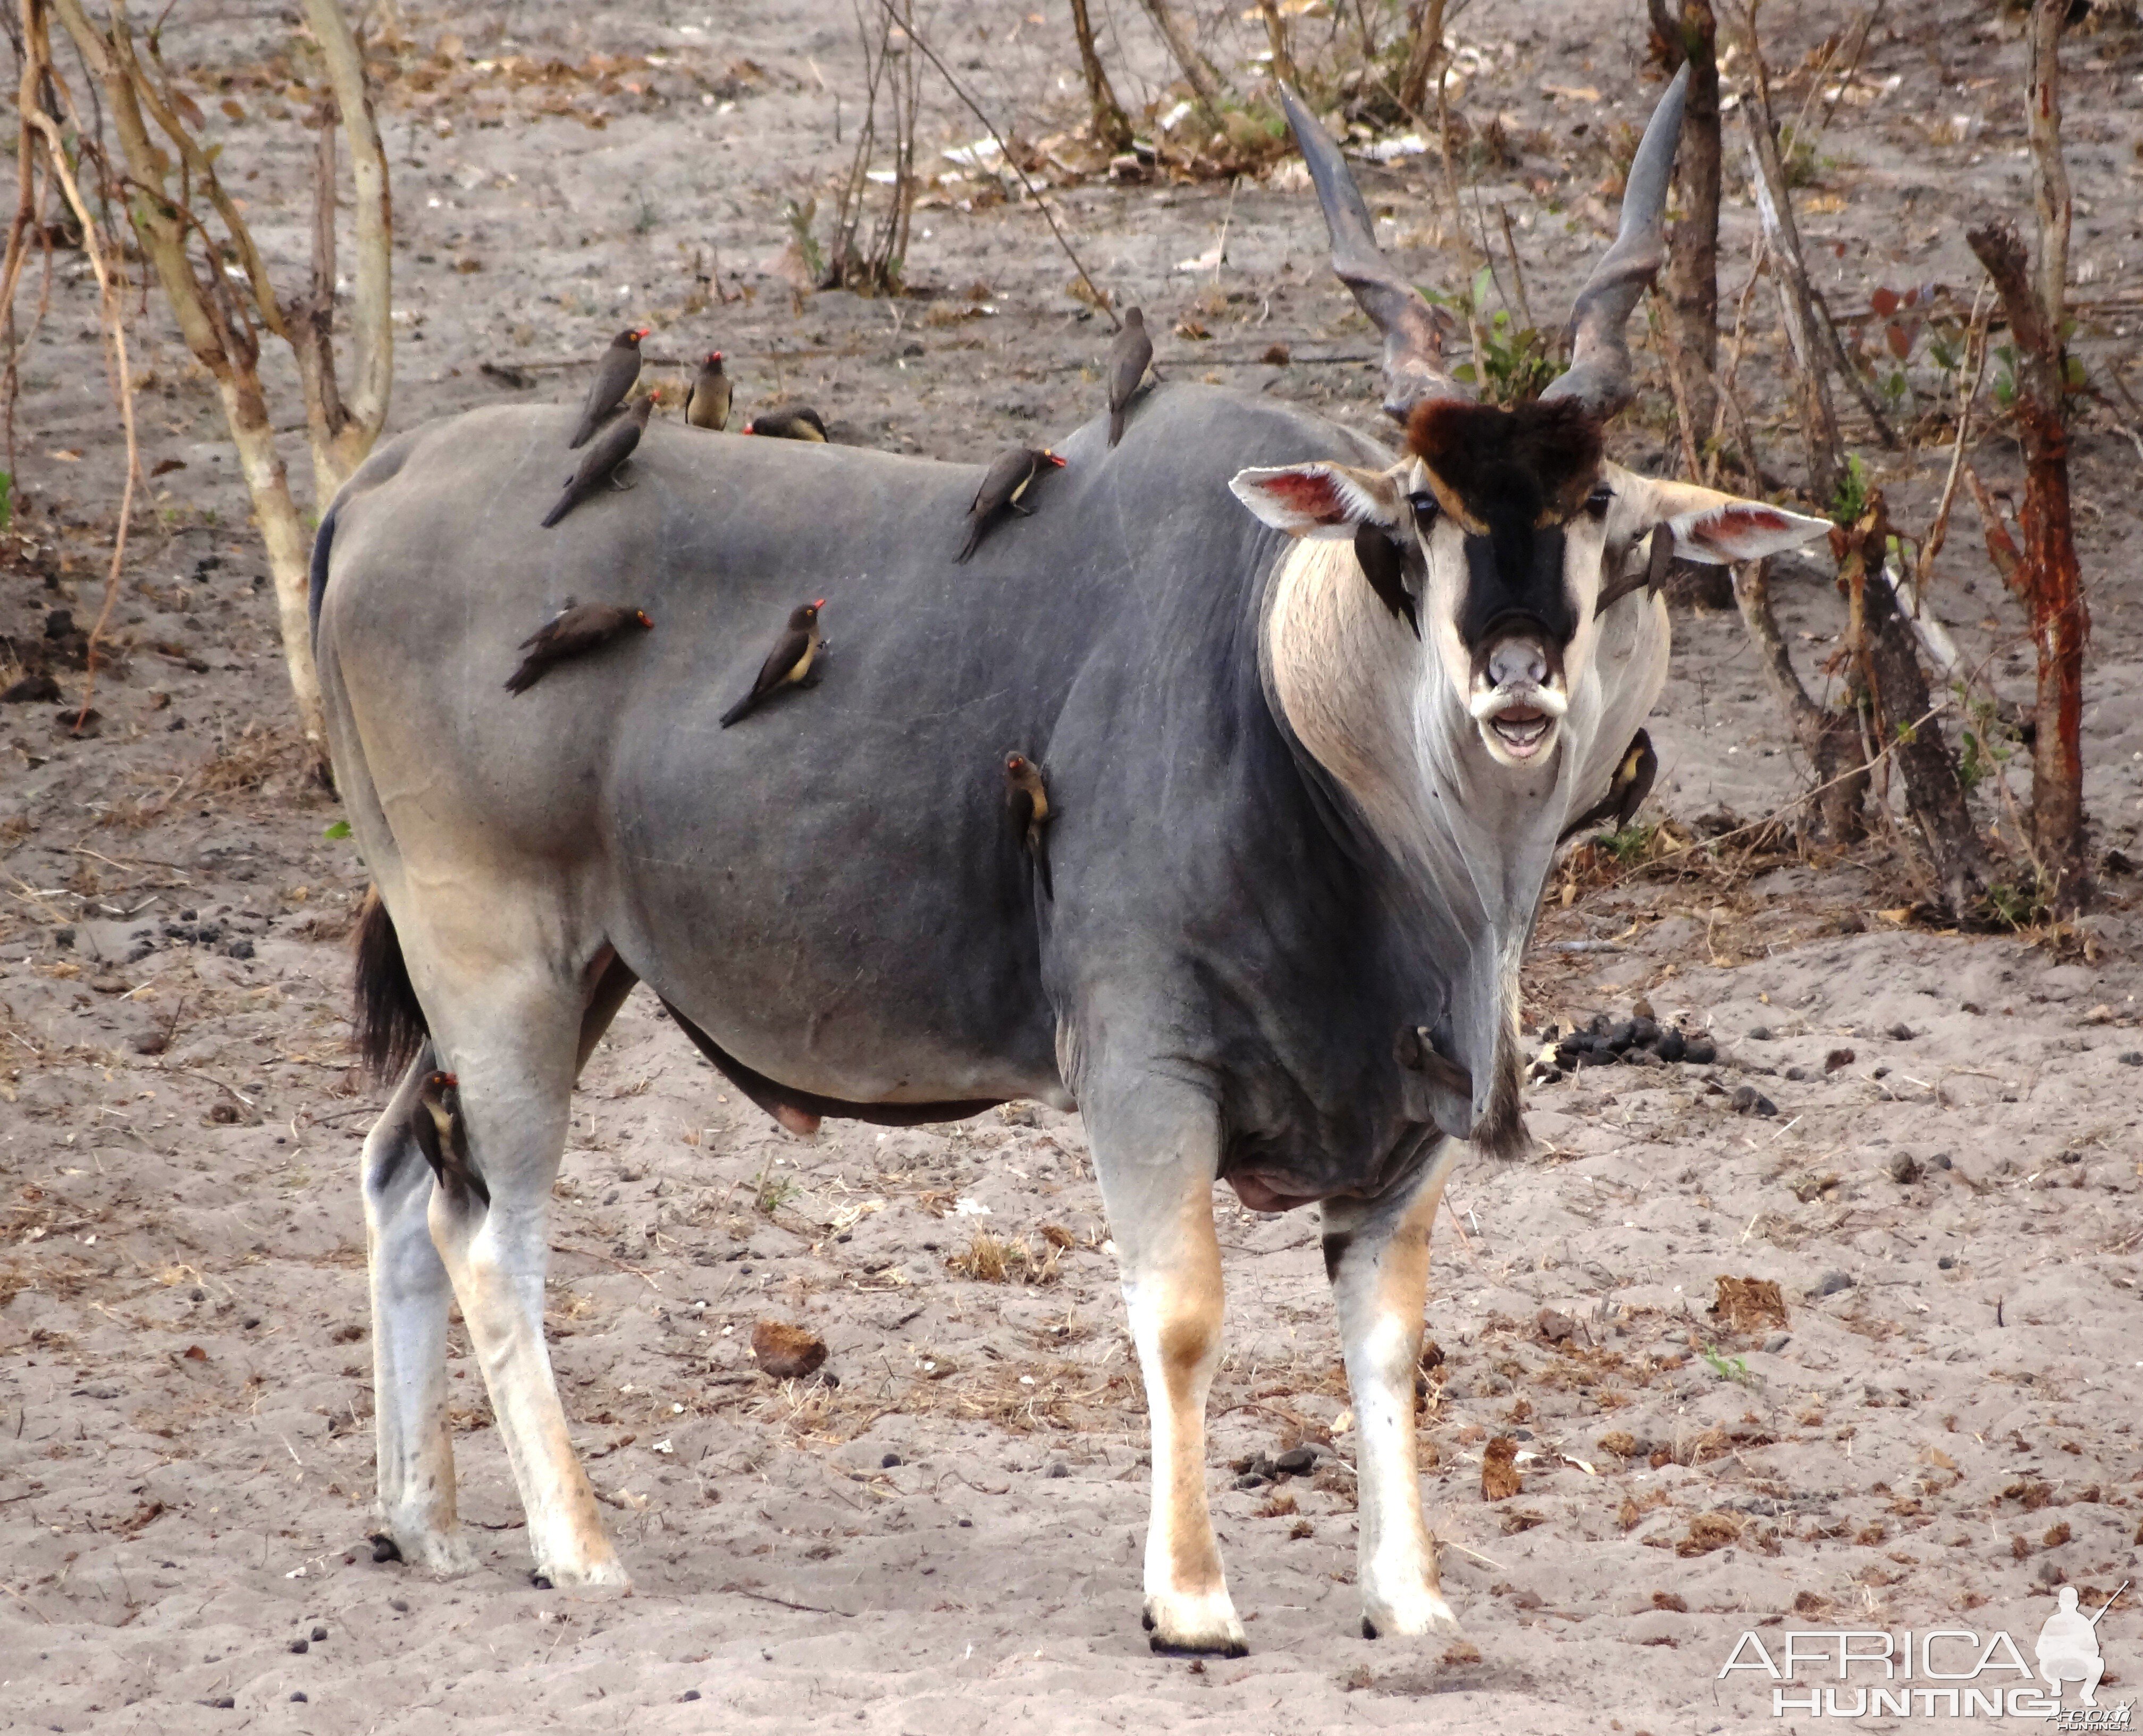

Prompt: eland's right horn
xmin=1276 ymin=82 xmax=1469 ymax=423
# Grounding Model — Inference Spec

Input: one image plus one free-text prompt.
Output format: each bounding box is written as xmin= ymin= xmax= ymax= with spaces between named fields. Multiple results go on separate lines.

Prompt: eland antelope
xmin=310 ymin=61 xmax=1827 ymax=1654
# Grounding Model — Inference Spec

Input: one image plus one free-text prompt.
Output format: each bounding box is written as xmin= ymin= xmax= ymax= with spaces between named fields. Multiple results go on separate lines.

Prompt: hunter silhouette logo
xmin=2038 ymin=1585 xmax=2124 ymax=1708
xmin=1716 ymin=1583 xmax=2132 ymax=1723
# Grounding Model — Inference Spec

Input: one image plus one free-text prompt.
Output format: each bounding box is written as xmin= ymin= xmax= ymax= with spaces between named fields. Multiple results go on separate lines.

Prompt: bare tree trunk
xmin=1837 ymin=495 xmax=1990 ymax=915
xmin=1255 ymin=0 xmax=1298 ymax=91
xmin=1069 ymin=0 xmax=1133 ymax=153
xmin=1968 ymin=215 xmax=2088 ymax=911
xmin=1733 ymin=559 xmax=1867 ymax=842
xmin=1397 ymin=0 xmax=1449 ymax=116
xmin=1736 ymin=54 xmax=1844 ymax=503
xmin=1136 ymin=0 xmax=1231 ymax=127
xmin=46 ymin=0 xmax=393 ymax=773
xmin=1659 ymin=0 xmax=1719 ymax=449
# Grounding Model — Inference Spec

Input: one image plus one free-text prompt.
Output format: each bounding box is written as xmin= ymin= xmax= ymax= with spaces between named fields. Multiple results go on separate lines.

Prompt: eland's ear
xmin=1229 ymin=461 xmax=1404 ymax=540
xmin=1640 ymin=478 xmax=1833 ymax=566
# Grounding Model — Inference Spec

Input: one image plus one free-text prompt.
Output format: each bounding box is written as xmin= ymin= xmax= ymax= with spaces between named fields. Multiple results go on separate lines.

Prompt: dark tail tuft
xmin=540 ymin=492 xmax=573 ymax=529
xmin=354 ymin=887 xmax=428 ymax=1083
xmin=1108 ymin=408 xmax=1125 ymax=449
xmin=956 ymin=524 xmax=981 ymax=564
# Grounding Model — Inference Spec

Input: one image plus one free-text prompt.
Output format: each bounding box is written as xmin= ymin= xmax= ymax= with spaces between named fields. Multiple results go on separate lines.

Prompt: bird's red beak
xmin=710 ymin=350 xmax=723 ymax=362
xmin=741 ymin=425 xmax=755 ymax=435
xmin=637 ymin=612 xmax=653 ymax=627
xmin=440 ymin=1072 xmax=458 ymax=1087
xmin=812 ymin=598 xmax=827 ymax=609
xmin=1044 ymin=452 xmax=1067 ymax=467
xmin=633 ymin=326 xmax=651 ymax=341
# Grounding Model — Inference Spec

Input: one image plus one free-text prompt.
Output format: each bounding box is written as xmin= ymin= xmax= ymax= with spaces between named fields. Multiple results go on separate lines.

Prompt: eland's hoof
xmin=383 ymin=1527 xmax=480 ymax=1579
xmin=536 ymin=1550 xmax=632 ymax=1594
xmin=1143 ymin=1589 xmax=1248 ymax=1657
xmin=1360 ymin=1585 xmax=1461 ymax=1639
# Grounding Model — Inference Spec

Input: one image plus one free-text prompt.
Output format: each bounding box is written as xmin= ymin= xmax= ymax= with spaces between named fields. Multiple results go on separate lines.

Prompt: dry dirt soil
xmin=4 ymin=1 xmax=2143 ymax=1731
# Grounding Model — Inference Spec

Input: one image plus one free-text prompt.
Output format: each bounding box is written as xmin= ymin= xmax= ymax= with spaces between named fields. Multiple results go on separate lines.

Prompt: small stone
xmin=1824 ymin=1048 xmax=1855 ymax=1072
xmin=1628 ymin=1016 xmax=1660 ymax=1049
xmin=681 ymin=1690 xmax=702 ymax=1703
xmin=1729 ymin=1084 xmax=1777 ymax=1116
xmin=1747 ymin=1025 xmax=1774 ymax=1042
xmin=1273 ymin=1444 xmax=1320 ymax=1475
xmin=388 ymin=1597 xmax=409 ymax=1613
xmin=1233 ymin=1471 xmax=1270 ymax=1490
xmin=1931 ymin=1153 xmax=1952 ymax=1169
xmin=1762 ymin=1333 xmax=1791 ymax=1353
xmin=1785 ymin=1066 xmax=1809 ymax=1081
xmin=2119 ymin=1052 xmax=2143 ymax=1068
xmin=1814 ymin=1270 xmax=1853 ymax=1298
xmin=881 ymin=1452 xmax=903 ymax=1469
xmin=1655 ymin=1029 xmax=1686 ymax=1064
xmin=1605 ymin=1021 xmax=1637 ymax=1053
xmin=1938 ymin=1256 xmax=1955 ymax=1270
xmin=1046 ymin=1461 xmax=1070 ymax=1479
xmin=1889 ymin=1152 xmax=1922 ymax=1184
xmin=289 ymin=1637 xmax=309 ymax=1654
xmin=368 ymin=1533 xmax=402 ymax=1564
xmin=1887 ymin=1022 xmax=1917 ymax=1041
xmin=311 ymin=1625 xmax=327 ymax=1641
xmin=1683 ymin=1037 xmax=1717 ymax=1065
xmin=290 ymin=1692 xmax=308 ymax=1703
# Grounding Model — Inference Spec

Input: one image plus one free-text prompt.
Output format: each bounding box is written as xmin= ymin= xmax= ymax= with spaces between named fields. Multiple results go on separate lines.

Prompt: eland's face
xmin=1401 ymin=398 xmax=1607 ymax=770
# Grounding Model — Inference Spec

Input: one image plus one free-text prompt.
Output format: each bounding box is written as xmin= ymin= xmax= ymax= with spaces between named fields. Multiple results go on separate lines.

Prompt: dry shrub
xmin=1794 ymin=1590 xmax=1831 ymax=1617
xmin=1598 ymin=1430 xmax=1638 ymax=1459
xmin=1481 ymin=1435 xmax=1522 ymax=1502
xmin=750 ymin=1318 xmax=827 ymax=1380
xmin=945 ymin=1228 xmax=1060 ymax=1286
xmin=1712 ymin=1275 xmax=1788 ymax=1333
xmin=195 ymin=722 xmax=314 ymax=796
xmin=1618 ymin=1489 xmax=1670 ymax=1530
xmin=1652 ymin=1591 xmax=1689 ymax=1612
xmin=1500 ymin=1507 xmax=1547 ymax=1535
xmin=1256 ymin=1491 xmax=1298 ymax=1519
xmin=1676 ymin=1512 xmax=1744 ymax=1557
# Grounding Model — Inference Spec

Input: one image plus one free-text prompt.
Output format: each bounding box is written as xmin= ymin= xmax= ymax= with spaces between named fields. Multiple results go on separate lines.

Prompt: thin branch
xmin=880 ymin=0 xmax=1119 ymax=329
xmin=1915 ymin=287 xmax=1991 ymax=589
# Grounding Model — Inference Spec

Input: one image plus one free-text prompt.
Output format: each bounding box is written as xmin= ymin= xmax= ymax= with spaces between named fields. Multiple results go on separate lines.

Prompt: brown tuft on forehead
xmin=1405 ymin=399 xmax=1604 ymax=528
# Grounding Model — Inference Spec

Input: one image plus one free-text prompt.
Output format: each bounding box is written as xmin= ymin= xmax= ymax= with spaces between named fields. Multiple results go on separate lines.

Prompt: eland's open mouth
xmin=1488 ymin=705 xmax=1553 ymax=757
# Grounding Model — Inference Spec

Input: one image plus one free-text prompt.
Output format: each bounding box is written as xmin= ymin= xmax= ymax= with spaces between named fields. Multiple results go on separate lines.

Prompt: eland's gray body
xmin=317 ymin=65 xmax=1827 ymax=1651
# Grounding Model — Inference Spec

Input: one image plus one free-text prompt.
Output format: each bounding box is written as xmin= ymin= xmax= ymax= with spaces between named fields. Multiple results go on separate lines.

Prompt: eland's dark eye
xmin=1407 ymin=490 xmax=1439 ymax=525
xmin=1585 ymin=484 xmax=1615 ymax=520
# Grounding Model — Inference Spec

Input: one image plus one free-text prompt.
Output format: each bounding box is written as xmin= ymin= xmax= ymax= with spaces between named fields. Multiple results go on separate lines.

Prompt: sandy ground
xmin=4 ymin=1 xmax=2142 ymax=1730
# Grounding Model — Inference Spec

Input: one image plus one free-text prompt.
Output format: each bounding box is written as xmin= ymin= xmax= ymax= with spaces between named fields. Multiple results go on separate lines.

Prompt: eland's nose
xmin=1487 ymin=639 xmax=1548 ymax=689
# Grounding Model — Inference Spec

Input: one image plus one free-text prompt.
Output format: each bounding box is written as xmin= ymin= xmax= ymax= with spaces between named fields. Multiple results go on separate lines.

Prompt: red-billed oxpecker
xmin=719 ymin=601 xmax=824 ymax=728
xmin=741 ymin=402 xmax=827 ymax=441
xmin=957 ymin=447 xmax=1064 ymax=563
xmin=1003 ymin=751 xmax=1053 ymax=899
xmin=411 ymin=1071 xmax=488 ymax=1208
xmin=541 ymin=397 xmax=653 ymax=529
xmin=503 ymin=601 xmax=653 ymax=695
xmin=1107 ymin=306 xmax=1153 ymax=448
xmin=567 ymin=327 xmax=648 ymax=449
xmin=685 ymin=351 xmax=732 ymax=431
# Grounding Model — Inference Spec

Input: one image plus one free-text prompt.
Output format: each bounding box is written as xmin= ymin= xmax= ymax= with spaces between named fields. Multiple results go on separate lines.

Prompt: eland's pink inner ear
xmin=1258 ymin=470 xmax=1346 ymax=521
xmin=1687 ymin=504 xmax=1789 ymax=552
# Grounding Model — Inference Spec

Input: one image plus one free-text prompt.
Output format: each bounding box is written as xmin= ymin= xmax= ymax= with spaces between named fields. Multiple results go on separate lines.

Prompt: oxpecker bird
xmin=1353 ymin=523 xmax=1420 ymax=638
xmin=1004 ymin=751 xmax=1054 ymax=899
xmin=1561 ymin=728 xmax=1659 ymax=841
xmin=541 ymin=396 xmax=654 ymax=529
xmin=685 ymin=351 xmax=732 ymax=430
xmin=720 ymin=601 xmax=825 ymax=728
xmin=742 ymin=402 xmax=827 ymax=441
xmin=957 ymin=447 xmax=1064 ymax=564
xmin=1107 ymin=306 xmax=1153 ymax=449
xmin=504 ymin=601 xmax=653 ymax=694
xmin=411 ymin=1071 xmax=489 ymax=1208
xmin=568 ymin=327 xmax=649 ymax=449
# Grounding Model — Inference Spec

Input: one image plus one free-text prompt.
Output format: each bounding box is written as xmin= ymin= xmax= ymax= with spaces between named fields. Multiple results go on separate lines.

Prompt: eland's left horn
xmin=1541 ymin=64 xmax=1691 ymax=418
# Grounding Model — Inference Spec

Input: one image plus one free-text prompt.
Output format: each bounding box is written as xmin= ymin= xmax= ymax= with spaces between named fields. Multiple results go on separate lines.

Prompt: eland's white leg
xmin=419 ymin=962 xmax=627 ymax=1591
xmin=1322 ymin=1144 xmax=1464 ymax=1639
xmin=1088 ymin=1083 xmax=1245 ymax=1656
xmin=363 ymin=1052 xmax=478 ymax=1575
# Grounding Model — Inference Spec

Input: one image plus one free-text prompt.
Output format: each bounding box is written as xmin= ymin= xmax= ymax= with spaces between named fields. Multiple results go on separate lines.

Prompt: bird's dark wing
xmin=752 ymin=627 xmax=812 ymax=695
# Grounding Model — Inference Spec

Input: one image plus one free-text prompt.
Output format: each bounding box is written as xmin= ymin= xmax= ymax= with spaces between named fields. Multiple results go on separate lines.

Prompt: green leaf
xmin=323 ymin=820 xmax=352 ymax=840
